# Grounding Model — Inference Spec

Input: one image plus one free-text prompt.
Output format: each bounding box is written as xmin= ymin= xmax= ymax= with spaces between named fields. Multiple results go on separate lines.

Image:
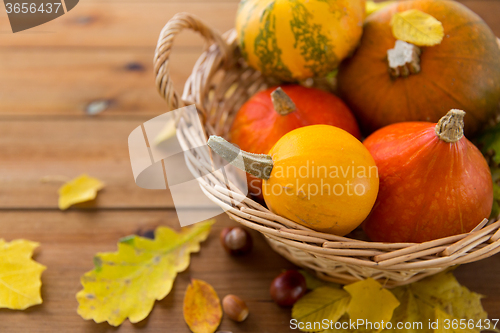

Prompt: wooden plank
xmin=0 ymin=3 xmax=498 ymax=118
xmin=0 ymin=2 xmax=238 ymax=48
xmin=0 ymin=1 xmax=498 ymax=48
xmin=0 ymin=210 xmax=497 ymax=332
xmin=0 ymin=49 xmax=199 ymax=116
xmin=0 ymin=210 xmax=297 ymax=333
xmin=0 ymin=119 xmax=175 ymax=209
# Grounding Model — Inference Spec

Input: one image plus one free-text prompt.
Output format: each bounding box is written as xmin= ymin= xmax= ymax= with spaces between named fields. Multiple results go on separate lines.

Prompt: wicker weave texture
xmin=154 ymin=12 xmax=500 ymax=286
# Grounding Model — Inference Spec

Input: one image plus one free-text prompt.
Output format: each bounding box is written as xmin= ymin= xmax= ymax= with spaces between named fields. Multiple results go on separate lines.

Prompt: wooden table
xmin=0 ymin=1 xmax=499 ymax=332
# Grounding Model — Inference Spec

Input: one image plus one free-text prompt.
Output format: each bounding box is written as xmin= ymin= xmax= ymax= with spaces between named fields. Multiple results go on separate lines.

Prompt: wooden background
xmin=0 ymin=0 xmax=500 ymax=332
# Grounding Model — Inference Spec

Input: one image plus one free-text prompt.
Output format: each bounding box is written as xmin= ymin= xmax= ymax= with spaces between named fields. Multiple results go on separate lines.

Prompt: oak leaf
xmin=391 ymin=9 xmax=444 ymax=46
xmin=292 ymin=286 xmax=350 ymax=332
xmin=388 ymin=271 xmax=486 ymax=333
xmin=476 ymin=125 xmax=500 ymax=217
xmin=366 ymin=1 xmax=395 ymax=16
xmin=0 ymin=239 xmax=46 ymax=310
xmin=76 ymin=220 xmax=213 ymax=326
xmin=325 ymin=272 xmax=488 ymax=333
xmin=345 ymin=278 xmax=400 ymax=330
xmin=154 ymin=119 xmax=177 ymax=145
xmin=183 ymin=279 xmax=222 ymax=333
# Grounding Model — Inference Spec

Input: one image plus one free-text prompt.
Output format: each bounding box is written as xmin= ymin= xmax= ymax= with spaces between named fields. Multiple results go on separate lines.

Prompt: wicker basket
xmin=153 ymin=12 xmax=500 ymax=287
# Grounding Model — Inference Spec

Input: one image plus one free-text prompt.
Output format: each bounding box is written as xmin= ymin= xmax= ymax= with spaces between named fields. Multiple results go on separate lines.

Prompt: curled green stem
xmin=207 ymin=136 xmax=274 ymax=180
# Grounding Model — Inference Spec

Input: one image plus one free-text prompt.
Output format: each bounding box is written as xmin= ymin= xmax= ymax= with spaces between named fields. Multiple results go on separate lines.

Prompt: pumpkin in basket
xmin=337 ymin=0 xmax=500 ymax=135
xmin=363 ymin=110 xmax=493 ymax=243
xmin=230 ymin=85 xmax=361 ymax=201
xmin=235 ymin=0 xmax=366 ymax=81
xmin=210 ymin=125 xmax=379 ymax=236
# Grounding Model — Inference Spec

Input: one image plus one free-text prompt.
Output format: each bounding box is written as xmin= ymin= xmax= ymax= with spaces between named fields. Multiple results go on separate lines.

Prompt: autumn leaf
xmin=434 ymin=308 xmax=477 ymax=333
xmin=183 ymin=279 xmax=222 ymax=333
xmin=292 ymin=286 xmax=350 ymax=332
xmin=154 ymin=119 xmax=177 ymax=145
xmin=405 ymin=271 xmax=487 ymax=322
xmin=76 ymin=220 xmax=214 ymax=326
xmin=366 ymin=1 xmax=395 ymax=16
xmin=476 ymin=124 xmax=500 ymax=218
xmin=391 ymin=9 xmax=444 ymax=46
xmin=386 ymin=272 xmax=486 ymax=333
xmin=345 ymin=279 xmax=400 ymax=330
xmin=58 ymin=174 xmax=104 ymax=210
xmin=476 ymin=123 xmax=500 ymax=164
xmin=318 ymin=272 xmax=488 ymax=333
xmin=0 ymin=239 xmax=46 ymax=310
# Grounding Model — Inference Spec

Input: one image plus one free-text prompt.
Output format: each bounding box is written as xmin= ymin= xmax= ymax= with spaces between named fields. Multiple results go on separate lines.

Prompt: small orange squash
xmin=363 ymin=110 xmax=493 ymax=243
xmin=230 ymin=85 xmax=361 ymax=201
xmin=337 ymin=0 xmax=500 ymax=135
xmin=209 ymin=125 xmax=378 ymax=235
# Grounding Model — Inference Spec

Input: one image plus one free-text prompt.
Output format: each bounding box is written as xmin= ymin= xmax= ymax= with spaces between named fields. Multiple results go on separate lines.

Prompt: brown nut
xmin=222 ymin=294 xmax=249 ymax=322
xmin=220 ymin=227 xmax=253 ymax=255
xmin=270 ymin=270 xmax=307 ymax=307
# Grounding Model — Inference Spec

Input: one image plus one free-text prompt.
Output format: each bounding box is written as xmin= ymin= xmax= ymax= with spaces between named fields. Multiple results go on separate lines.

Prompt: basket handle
xmin=154 ymin=12 xmax=230 ymax=110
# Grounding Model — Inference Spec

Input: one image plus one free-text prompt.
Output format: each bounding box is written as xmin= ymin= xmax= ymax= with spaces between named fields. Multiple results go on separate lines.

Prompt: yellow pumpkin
xmin=208 ymin=125 xmax=379 ymax=235
xmin=235 ymin=0 xmax=366 ymax=81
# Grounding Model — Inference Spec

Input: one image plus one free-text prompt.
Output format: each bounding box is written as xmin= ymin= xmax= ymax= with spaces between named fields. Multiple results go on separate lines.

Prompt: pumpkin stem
xmin=435 ymin=110 xmax=466 ymax=143
xmin=207 ymin=136 xmax=273 ymax=180
xmin=271 ymin=87 xmax=296 ymax=116
xmin=387 ymin=40 xmax=422 ymax=78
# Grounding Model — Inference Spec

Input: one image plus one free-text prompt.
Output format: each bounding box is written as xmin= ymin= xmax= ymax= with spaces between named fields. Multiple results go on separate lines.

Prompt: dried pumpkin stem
xmin=435 ymin=109 xmax=466 ymax=143
xmin=387 ymin=40 xmax=422 ymax=78
xmin=207 ymin=136 xmax=273 ymax=180
xmin=271 ymin=87 xmax=296 ymax=116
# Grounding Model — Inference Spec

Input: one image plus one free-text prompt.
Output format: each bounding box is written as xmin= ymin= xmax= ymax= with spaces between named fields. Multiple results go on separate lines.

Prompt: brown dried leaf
xmin=183 ymin=279 xmax=222 ymax=333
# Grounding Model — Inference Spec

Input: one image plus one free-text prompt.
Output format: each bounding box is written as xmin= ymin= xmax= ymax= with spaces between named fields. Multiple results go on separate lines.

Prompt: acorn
xmin=222 ymin=294 xmax=249 ymax=322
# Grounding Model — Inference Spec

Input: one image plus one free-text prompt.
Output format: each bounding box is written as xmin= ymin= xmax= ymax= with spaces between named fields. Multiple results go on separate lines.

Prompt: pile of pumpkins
xmin=207 ymin=0 xmax=500 ymax=243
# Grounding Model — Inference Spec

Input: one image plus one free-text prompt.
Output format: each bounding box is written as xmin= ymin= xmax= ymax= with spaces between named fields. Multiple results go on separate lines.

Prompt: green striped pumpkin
xmin=236 ymin=0 xmax=366 ymax=81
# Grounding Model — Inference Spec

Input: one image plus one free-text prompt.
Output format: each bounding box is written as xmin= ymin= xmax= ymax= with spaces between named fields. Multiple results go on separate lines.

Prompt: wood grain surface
xmin=0 ymin=1 xmax=499 ymax=332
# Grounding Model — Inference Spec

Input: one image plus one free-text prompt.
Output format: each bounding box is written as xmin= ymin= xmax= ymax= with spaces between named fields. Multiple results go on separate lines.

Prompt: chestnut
xmin=270 ymin=270 xmax=307 ymax=307
xmin=220 ymin=227 xmax=253 ymax=255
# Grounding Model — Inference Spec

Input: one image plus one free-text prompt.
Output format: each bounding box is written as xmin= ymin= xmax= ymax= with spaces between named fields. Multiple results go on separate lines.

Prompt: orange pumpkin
xmin=209 ymin=125 xmax=379 ymax=235
xmin=363 ymin=110 xmax=493 ymax=243
xmin=337 ymin=0 xmax=500 ymax=135
xmin=230 ymin=85 xmax=361 ymax=200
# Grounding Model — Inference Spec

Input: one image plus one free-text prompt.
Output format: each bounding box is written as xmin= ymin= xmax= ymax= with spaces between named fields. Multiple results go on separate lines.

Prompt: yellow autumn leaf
xmin=321 ymin=272 xmax=488 ymax=333
xmin=292 ymin=286 xmax=350 ymax=333
xmin=58 ymin=174 xmax=104 ymax=210
xmin=366 ymin=1 xmax=395 ymax=16
xmin=384 ymin=272 xmax=486 ymax=333
xmin=183 ymin=279 xmax=222 ymax=333
xmin=434 ymin=308 xmax=478 ymax=333
xmin=391 ymin=9 xmax=444 ymax=46
xmin=0 ymin=239 xmax=46 ymax=310
xmin=344 ymin=279 xmax=400 ymax=330
xmin=154 ymin=119 xmax=177 ymax=145
xmin=76 ymin=220 xmax=214 ymax=326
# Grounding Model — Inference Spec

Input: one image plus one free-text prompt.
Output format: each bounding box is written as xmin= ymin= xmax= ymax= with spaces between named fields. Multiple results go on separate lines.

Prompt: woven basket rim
xmin=153 ymin=12 xmax=500 ymax=285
